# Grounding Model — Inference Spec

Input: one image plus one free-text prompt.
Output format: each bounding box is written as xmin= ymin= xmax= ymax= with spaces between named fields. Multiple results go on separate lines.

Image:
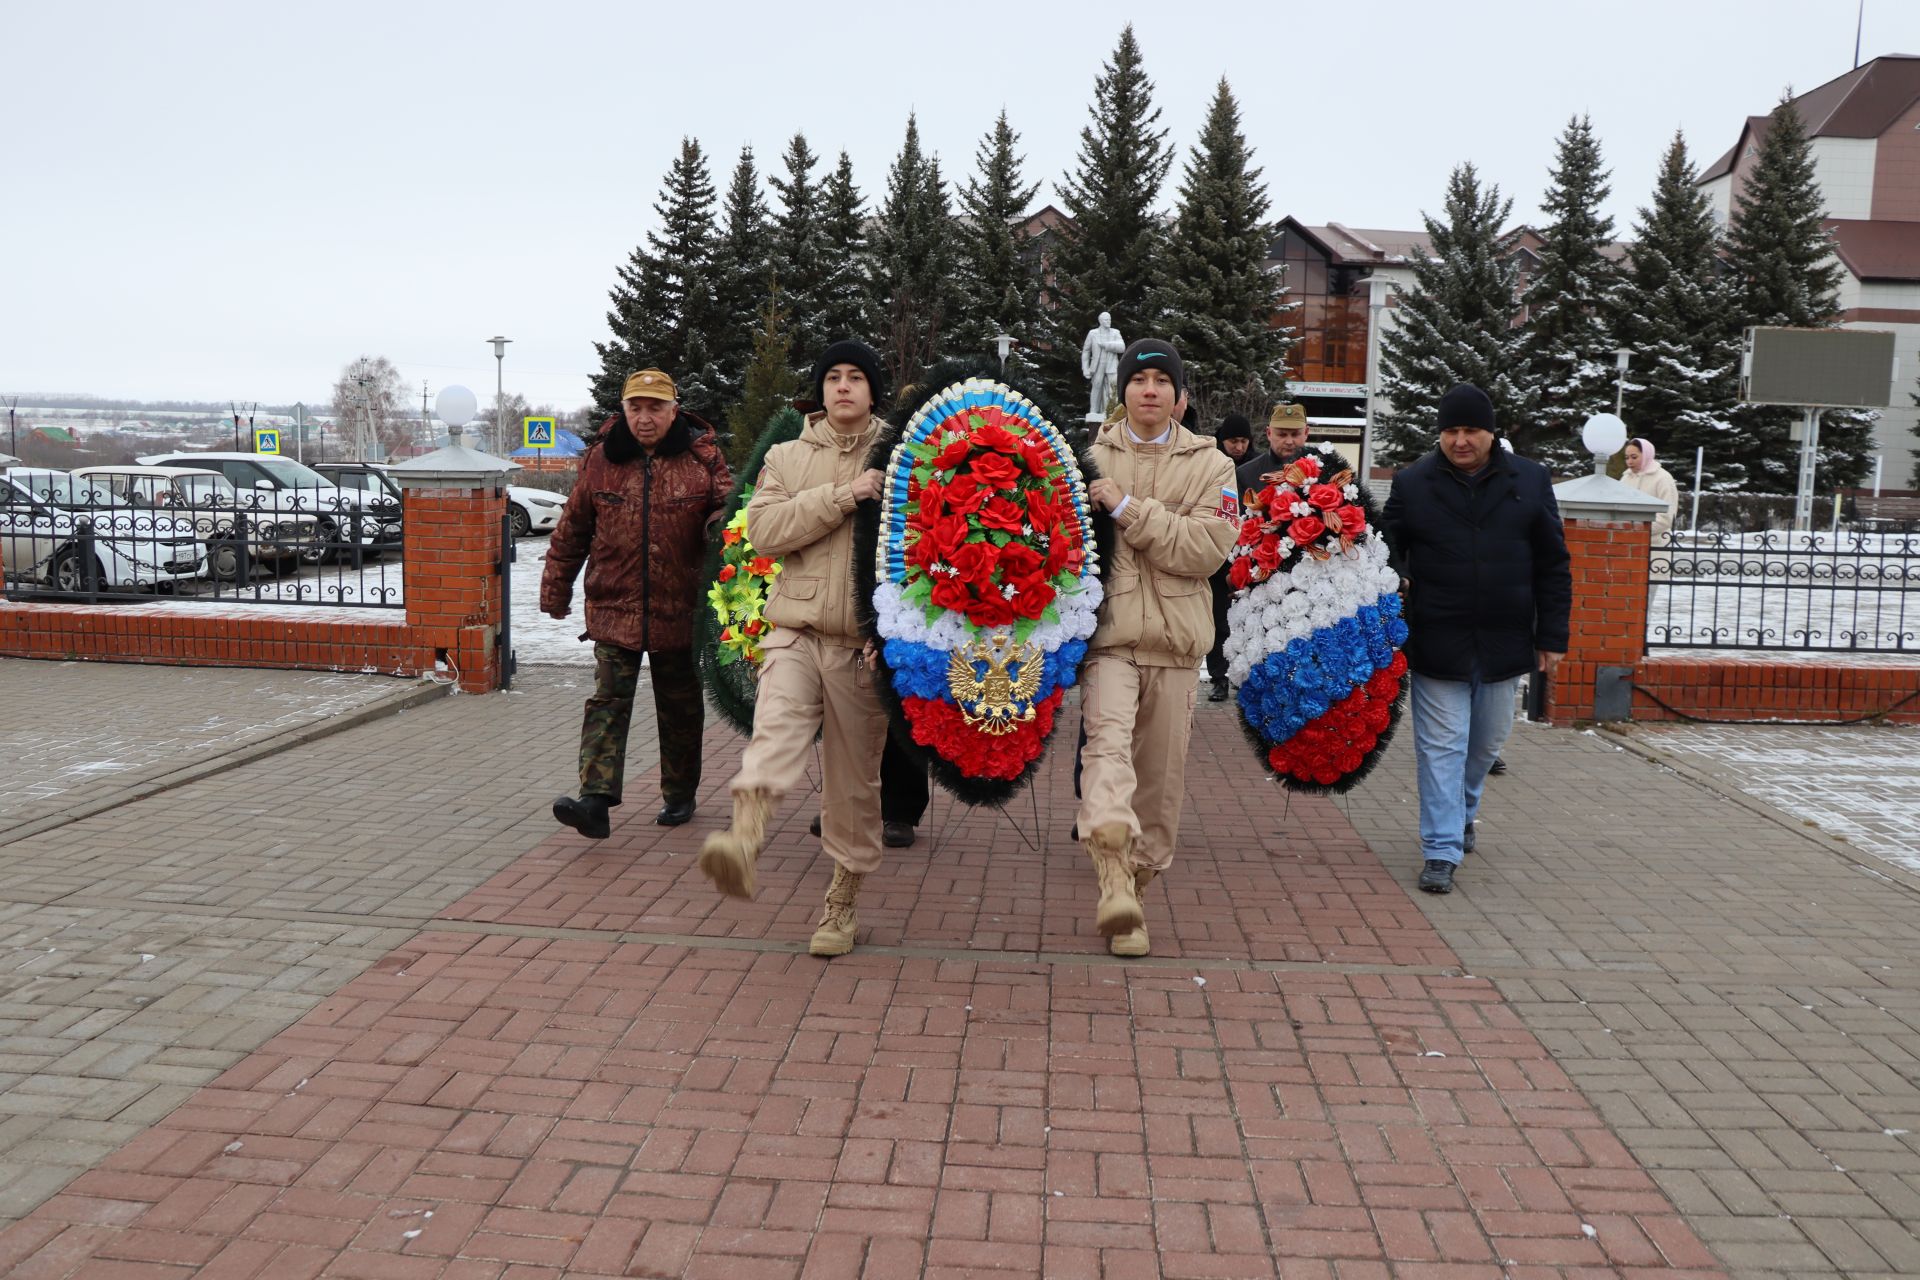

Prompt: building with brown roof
xmin=1699 ymin=54 xmax=1920 ymax=484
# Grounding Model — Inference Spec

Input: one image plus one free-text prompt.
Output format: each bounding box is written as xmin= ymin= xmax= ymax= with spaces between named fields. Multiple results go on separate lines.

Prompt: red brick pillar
xmin=1543 ymin=478 xmax=1669 ymax=724
xmin=391 ymin=463 xmax=511 ymax=693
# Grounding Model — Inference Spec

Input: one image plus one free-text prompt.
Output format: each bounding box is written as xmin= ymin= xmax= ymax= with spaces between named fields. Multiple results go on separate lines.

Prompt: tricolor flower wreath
xmin=855 ymin=377 xmax=1104 ymax=805
xmin=1221 ymin=445 xmax=1410 ymax=792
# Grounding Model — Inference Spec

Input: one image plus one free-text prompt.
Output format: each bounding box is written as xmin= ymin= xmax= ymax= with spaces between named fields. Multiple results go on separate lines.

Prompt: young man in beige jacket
xmin=698 ymin=340 xmax=892 ymax=957
xmin=1079 ymin=338 xmax=1238 ymax=956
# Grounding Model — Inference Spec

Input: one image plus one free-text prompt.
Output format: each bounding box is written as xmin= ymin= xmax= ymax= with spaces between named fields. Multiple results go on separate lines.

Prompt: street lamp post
xmin=487 ymin=336 xmax=512 ymax=455
xmin=1614 ymin=347 xmax=1632 ymax=418
xmin=993 ymin=331 xmax=1016 ymax=376
xmin=1359 ymin=274 xmax=1393 ymax=483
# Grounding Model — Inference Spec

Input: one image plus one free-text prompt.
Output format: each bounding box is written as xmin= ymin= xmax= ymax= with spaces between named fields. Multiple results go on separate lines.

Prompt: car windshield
xmin=178 ymin=474 xmax=238 ymax=504
xmin=17 ymin=471 xmax=116 ymax=505
xmin=252 ymin=457 xmax=334 ymax=488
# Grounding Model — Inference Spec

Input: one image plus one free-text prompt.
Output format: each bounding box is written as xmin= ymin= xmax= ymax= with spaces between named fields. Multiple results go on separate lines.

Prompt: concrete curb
xmin=1597 ymin=721 xmax=1920 ymax=901
xmin=0 ymin=678 xmax=452 ymax=848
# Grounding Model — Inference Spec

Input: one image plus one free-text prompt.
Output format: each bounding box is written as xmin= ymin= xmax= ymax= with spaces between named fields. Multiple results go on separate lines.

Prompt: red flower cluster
xmin=1266 ymin=653 xmax=1408 ymax=786
xmin=1226 ymin=448 xmax=1370 ymax=590
xmin=902 ymin=689 xmax=1064 ymax=780
xmin=906 ymin=407 xmax=1085 ymax=630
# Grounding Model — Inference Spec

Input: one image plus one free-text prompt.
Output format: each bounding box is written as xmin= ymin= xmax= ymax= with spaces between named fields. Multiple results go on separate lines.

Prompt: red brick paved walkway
xmin=0 ymin=716 xmax=1723 ymax=1278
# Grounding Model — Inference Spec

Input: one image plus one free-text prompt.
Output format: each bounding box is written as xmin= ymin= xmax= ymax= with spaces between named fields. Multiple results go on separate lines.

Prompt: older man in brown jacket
xmin=542 ymin=368 xmax=731 ymax=837
xmin=698 ymin=340 xmax=893 ymax=958
xmin=1080 ymin=338 xmax=1238 ymax=957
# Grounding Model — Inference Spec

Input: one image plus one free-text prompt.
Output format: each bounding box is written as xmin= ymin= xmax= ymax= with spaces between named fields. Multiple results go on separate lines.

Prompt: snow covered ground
xmin=1649 ymin=532 xmax=1920 ymax=653
xmin=1639 ymin=723 xmax=1920 ymax=877
xmin=508 ymin=536 xmax=592 ymax=667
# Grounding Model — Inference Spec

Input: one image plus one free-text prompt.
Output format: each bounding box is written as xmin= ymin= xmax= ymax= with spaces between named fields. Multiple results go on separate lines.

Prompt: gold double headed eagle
xmin=946 ymin=634 xmax=1043 ymax=735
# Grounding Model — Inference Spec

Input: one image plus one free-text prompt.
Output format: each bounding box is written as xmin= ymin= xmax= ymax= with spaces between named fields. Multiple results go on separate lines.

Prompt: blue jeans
xmin=1409 ymin=672 xmax=1521 ymax=866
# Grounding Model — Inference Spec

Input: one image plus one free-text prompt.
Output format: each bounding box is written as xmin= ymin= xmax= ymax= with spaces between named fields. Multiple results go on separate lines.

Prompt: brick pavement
xmin=0 ymin=693 xmax=1723 ymax=1278
xmin=1340 ymin=718 xmax=1920 ymax=1279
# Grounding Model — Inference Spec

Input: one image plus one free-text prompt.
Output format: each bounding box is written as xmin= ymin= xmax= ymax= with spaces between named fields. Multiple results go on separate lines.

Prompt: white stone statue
xmin=1080 ymin=311 xmax=1125 ymax=419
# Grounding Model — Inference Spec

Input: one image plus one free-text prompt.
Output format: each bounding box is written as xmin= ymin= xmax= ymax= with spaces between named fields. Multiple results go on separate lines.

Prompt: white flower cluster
xmin=873 ymin=575 xmax=1104 ymax=654
xmin=1222 ymin=536 xmax=1399 ymax=683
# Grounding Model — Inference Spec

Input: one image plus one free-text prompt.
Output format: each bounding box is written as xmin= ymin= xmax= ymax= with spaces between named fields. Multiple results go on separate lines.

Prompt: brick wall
xmin=1544 ymin=511 xmax=1920 ymax=725
xmin=0 ymin=482 xmax=507 ymax=693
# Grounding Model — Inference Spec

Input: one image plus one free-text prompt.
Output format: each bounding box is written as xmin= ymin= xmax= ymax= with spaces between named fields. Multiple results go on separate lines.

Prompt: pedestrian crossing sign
xmin=253 ymin=428 xmax=281 ymax=455
xmin=523 ymin=417 xmax=556 ymax=449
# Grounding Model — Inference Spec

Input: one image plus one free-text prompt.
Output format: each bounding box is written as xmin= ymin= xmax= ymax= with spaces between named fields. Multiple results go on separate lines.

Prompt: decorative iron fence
xmin=1647 ymin=527 xmax=1920 ymax=652
xmin=2 ymin=479 xmax=403 ymax=608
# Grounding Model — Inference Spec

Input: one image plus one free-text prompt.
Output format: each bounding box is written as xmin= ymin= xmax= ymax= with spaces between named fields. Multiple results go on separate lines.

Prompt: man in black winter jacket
xmin=1380 ymin=384 xmax=1571 ymax=895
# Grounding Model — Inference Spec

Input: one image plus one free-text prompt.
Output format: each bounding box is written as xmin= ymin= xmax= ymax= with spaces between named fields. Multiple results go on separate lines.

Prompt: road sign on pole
xmin=254 ymin=427 xmax=281 ymax=455
xmin=523 ymin=417 xmax=556 ymax=449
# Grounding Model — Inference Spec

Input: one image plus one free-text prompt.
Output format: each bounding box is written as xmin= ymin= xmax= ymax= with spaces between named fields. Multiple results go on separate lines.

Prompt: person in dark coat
xmin=1379 ymin=384 xmax=1570 ymax=895
xmin=1236 ymin=403 xmax=1310 ymax=496
xmin=542 ymin=369 xmax=732 ymax=837
xmin=1205 ymin=414 xmax=1254 ymax=700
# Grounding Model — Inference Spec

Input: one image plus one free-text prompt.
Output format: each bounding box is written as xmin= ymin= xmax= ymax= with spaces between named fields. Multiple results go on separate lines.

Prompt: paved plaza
xmin=0 ymin=655 xmax=1916 ymax=1277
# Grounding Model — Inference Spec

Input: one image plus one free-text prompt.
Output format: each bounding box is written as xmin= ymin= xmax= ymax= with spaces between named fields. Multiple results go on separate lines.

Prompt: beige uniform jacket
xmin=1089 ymin=420 xmax=1238 ymax=666
xmin=746 ymin=411 xmax=882 ymax=647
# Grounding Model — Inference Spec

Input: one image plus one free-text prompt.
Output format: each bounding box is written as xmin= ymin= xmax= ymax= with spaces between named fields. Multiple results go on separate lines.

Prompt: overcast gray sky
xmin=7 ymin=0 xmax=1918 ymax=411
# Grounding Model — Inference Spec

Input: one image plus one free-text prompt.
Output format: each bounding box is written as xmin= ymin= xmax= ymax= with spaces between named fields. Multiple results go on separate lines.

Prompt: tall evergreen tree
xmin=590 ymin=138 xmax=721 ymax=417
xmin=1619 ymin=131 xmax=1741 ymax=487
xmin=1041 ymin=25 xmax=1173 ymax=405
xmin=1513 ymin=114 xmax=1624 ymax=466
xmin=1152 ymin=78 xmax=1293 ymax=425
xmin=727 ymin=283 xmax=801 ymax=469
xmin=870 ymin=114 xmax=960 ymax=390
xmin=950 ymin=110 xmax=1044 ymax=368
xmin=1376 ymin=163 xmax=1527 ymax=464
xmin=769 ymin=133 xmax=830 ymax=368
xmin=1724 ymin=91 xmax=1872 ymax=492
xmin=709 ymin=146 xmax=771 ymax=421
xmin=816 ymin=151 xmax=878 ymax=345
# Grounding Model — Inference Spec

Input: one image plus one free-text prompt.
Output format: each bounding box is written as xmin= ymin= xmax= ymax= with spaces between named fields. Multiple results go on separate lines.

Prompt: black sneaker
xmin=809 ymin=813 xmax=822 ymax=837
xmin=656 ymin=800 xmax=695 ymax=827
xmin=1463 ymin=822 xmax=1476 ymax=855
xmin=1487 ymin=757 xmax=1508 ymax=776
xmin=1418 ymin=860 xmax=1456 ymax=894
xmin=1208 ymin=678 xmax=1229 ymax=702
xmin=553 ymin=794 xmax=612 ymax=839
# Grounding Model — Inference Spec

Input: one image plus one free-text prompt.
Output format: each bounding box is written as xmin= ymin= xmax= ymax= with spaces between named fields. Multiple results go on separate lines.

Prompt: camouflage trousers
xmin=579 ymin=643 xmax=704 ymax=807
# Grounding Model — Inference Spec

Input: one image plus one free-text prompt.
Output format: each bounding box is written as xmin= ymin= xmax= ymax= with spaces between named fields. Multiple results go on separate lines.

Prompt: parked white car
xmin=0 ymin=471 xmax=205 ymax=593
xmin=72 ymin=465 xmax=325 ymax=579
xmin=138 ymin=452 xmax=388 ymax=555
xmin=325 ymin=461 xmax=563 ymax=538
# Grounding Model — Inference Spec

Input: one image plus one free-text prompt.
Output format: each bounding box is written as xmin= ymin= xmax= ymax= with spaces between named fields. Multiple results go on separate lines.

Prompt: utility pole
xmin=420 ymin=380 xmax=430 ymax=452
xmin=5 ymin=396 xmax=17 ymax=456
xmin=231 ymin=401 xmax=243 ymax=451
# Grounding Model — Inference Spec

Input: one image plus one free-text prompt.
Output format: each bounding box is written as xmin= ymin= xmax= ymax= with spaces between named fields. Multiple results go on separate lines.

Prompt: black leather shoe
xmin=1418 ymin=860 xmax=1456 ymax=894
xmin=553 ymin=794 xmax=611 ymax=839
xmin=883 ymin=821 xmax=916 ymax=848
xmin=656 ymin=800 xmax=695 ymax=827
xmin=1208 ymin=678 xmax=1229 ymax=702
xmin=809 ymin=813 xmax=822 ymax=837
xmin=1487 ymin=757 xmax=1508 ymax=776
xmin=1463 ymin=822 xmax=1477 ymax=854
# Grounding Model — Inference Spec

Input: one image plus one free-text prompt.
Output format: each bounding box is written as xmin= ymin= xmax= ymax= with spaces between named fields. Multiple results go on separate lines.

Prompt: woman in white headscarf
xmin=1622 ymin=437 xmax=1679 ymax=541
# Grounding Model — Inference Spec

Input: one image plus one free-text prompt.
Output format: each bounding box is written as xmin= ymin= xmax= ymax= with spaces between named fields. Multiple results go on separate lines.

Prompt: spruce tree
xmin=1619 ymin=131 xmax=1741 ymax=487
xmin=728 ymin=285 xmax=801 ymax=469
xmin=709 ymin=146 xmax=771 ymax=419
xmin=1041 ymin=25 xmax=1173 ymax=405
xmin=1725 ymin=91 xmax=1871 ymax=492
xmin=1376 ymin=164 xmax=1527 ymax=464
xmin=769 ymin=133 xmax=829 ymax=369
xmin=950 ymin=110 xmax=1044 ymax=368
xmin=1513 ymin=114 xmax=1624 ymax=466
xmin=816 ymin=151 xmax=878 ymax=345
xmin=1152 ymin=78 xmax=1292 ymax=426
xmin=589 ymin=138 xmax=721 ymax=418
xmin=870 ymin=114 xmax=960 ymax=391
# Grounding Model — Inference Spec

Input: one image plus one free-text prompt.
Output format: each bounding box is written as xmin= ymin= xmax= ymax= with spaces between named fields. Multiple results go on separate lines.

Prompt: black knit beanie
xmin=1217 ymin=413 xmax=1252 ymax=441
xmin=1436 ymin=384 xmax=1498 ymax=435
xmin=812 ymin=339 xmax=888 ymax=411
xmin=1118 ymin=337 xmax=1185 ymax=398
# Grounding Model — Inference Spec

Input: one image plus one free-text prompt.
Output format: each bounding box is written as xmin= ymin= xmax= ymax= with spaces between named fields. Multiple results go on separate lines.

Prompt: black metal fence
xmin=1 ymin=485 xmax=404 ymax=608
xmin=1647 ymin=526 xmax=1920 ymax=652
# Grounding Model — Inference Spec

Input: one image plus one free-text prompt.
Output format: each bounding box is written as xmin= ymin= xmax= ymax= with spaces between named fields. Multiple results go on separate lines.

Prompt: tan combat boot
xmin=808 ymin=864 xmax=864 ymax=957
xmin=1109 ymin=867 xmax=1157 ymax=958
xmin=698 ymin=788 xmax=773 ymax=899
xmin=1085 ymin=823 xmax=1143 ymax=937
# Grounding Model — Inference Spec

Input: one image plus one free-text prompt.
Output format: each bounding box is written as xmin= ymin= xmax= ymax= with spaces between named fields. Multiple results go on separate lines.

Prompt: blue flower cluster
xmin=883 ymin=637 xmax=1087 ymax=706
xmin=1236 ymin=595 xmax=1407 ymax=745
